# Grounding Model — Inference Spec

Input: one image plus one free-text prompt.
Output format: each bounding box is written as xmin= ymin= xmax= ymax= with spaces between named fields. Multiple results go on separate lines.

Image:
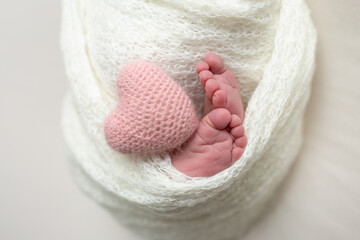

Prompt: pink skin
xmin=197 ymin=53 xmax=244 ymax=120
xmin=171 ymin=53 xmax=247 ymax=177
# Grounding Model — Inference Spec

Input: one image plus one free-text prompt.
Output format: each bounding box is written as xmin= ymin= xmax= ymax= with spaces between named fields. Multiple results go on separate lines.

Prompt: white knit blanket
xmin=61 ymin=0 xmax=317 ymax=239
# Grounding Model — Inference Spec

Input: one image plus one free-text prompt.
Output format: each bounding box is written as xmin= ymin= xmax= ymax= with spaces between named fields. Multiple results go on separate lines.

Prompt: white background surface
xmin=0 ymin=0 xmax=359 ymax=239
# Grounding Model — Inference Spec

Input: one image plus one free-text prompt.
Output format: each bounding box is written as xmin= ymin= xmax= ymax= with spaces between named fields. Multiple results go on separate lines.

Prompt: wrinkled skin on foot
xmin=171 ymin=108 xmax=247 ymax=177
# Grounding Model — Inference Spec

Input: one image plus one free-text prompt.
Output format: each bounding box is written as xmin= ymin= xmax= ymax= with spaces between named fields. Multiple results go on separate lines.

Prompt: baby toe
xmin=206 ymin=108 xmax=232 ymax=130
xmin=232 ymin=147 xmax=244 ymax=163
xmin=205 ymin=52 xmax=226 ymax=74
xmin=230 ymin=125 xmax=245 ymax=138
xmin=212 ymin=90 xmax=227 ymax=109
xmin=229 ymin=114 xmax=243 ymax=128
xmin=196 ymin=61 xmax=209 ymax=73
xmin=199 ymin=70 xmax=214 ymax=88
xmin=205 ymin=79 xmax=219 ymax=101
xmin=234 ymin=136 xmax=247 ymax=148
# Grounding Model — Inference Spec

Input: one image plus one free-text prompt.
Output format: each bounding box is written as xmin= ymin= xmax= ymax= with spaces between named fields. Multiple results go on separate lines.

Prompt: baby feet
xmin=197 ymin=53 xmax=244 ymax=120
xmin=171 ymin=53 xmax=247 ymax=177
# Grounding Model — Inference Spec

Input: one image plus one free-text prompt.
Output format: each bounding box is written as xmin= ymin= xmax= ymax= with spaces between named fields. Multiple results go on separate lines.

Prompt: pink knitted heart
xmin=104 ymin=61 xmax=199 ymax=154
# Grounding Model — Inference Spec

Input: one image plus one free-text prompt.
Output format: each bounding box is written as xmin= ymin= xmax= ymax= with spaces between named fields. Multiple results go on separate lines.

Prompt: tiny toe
xmin=229 ymin=114 xmax=243 ymax=127
xmin=212 ymin=90 xmax=227 ymax=109
xmin=235 ymin=136 xmax=248 ymax=148
xmin=206 ymin=108 xmax=232 ymax=130
xmin=231 ymin=125 xmax=245 ymax=138
xmin=199 ymin=70 xmax=214 ymax=88
xmin=196 ymin=61 xmax=209 ymax=73
xmin=232 ymin=147 xmax=244 ymax=163
xmin=205 ymin=53 xmax=226 ymax=74
xmin=205 ymin=79 xmax=219 ymax=101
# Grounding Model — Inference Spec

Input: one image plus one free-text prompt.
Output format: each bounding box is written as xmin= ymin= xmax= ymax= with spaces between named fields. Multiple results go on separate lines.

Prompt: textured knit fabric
xmin=60 ymin=0 xmax=317 ymax=240
xmin=104 ymin=61 xmax=199 ymax=154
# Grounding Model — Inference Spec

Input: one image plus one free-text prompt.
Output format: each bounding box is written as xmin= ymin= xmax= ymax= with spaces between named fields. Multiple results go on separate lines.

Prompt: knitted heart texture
xmin=104 ymin=61 xmax=199 ymax=154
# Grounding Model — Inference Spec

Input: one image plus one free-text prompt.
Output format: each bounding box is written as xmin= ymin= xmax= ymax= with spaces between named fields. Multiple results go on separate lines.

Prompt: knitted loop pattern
xmin=61 ymin=0 xmax=317 ymax=239
xmin=104 ymin=61 xmax=199 ymax=154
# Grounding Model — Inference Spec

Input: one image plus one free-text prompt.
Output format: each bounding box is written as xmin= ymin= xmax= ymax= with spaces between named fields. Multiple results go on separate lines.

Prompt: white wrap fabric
xmin=61 ymin=0 xmax=316 ymax=239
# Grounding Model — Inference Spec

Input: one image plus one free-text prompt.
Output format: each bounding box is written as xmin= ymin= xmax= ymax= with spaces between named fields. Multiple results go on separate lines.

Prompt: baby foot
xmin=171 ymin=108 xmax=247 ymax=177
xmin=197 ymin=53 xmax=244 ymax=120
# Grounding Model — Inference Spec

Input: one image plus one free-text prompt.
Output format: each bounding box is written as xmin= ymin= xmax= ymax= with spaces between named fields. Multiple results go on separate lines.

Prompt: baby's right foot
xmin=197 ymin=53 xmax=244 ymax=120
